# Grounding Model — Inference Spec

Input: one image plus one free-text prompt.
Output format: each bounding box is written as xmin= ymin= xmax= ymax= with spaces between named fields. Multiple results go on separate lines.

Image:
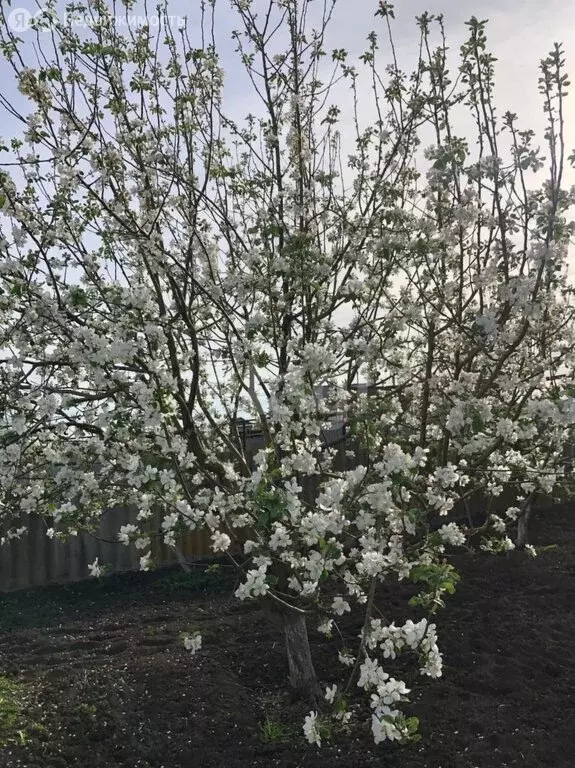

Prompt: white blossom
xmin=118 ymin=524 xmax=138 ymax=545
xmin=438 ymin=522 xmax=466 ymax=547
xmin=303 ymin=711 xmax=321 ymax=747
xmin=324 ymin=684 xmax=337 ymax=704
xmin=332 ymin=596 xmax=351 ymax=616
xmin=183 ymin=633 xmax=202 ymax=655
xmin=235 ymin=566 xmax=269 ymax=600
xmin=88 ymin=558 xmax=103 ymax=578
xmin=211 ymin=531 xmax=231 ymax=552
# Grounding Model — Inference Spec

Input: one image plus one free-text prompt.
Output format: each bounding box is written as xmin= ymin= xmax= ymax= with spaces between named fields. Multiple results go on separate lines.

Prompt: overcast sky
xmin=1 ymin=0 xmax=573 ymax=153
xmin=2 ymin=0 xmax=574 ymax=112
xmin=0 ymin=0 xmax=573 ymax=233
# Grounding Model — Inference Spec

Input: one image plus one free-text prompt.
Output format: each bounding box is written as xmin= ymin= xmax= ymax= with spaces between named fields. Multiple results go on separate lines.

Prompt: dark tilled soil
xmin=1 ymin=506 xmax=574 ymax=768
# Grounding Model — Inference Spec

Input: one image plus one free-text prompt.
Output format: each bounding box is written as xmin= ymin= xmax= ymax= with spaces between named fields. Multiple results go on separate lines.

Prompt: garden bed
xmin=1 ymin=505 xmax=574 ymax=767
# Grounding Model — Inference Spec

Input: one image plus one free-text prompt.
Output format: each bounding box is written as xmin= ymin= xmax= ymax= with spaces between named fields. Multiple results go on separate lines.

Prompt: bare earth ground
xmin=1 ymin=505 xmax=574 ymax=768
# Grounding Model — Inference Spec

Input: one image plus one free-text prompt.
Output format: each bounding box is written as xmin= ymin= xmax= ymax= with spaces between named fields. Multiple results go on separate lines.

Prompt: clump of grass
xmin=78 ymin=702 xmax=97 ymax=718
xmin=259 ymin=718 xmax=292 ymax=744
xmin=0 ymin=676 xmax=25 ymax=745
xmin=0 ymin=675 xmax=46 ymax=748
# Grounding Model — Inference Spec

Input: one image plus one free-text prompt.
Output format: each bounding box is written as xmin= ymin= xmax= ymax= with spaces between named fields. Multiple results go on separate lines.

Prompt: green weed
xmin=259 ymin=718 xmax=291 ymax=744
xmin=0 ymin=676 xmax=25 ymax=746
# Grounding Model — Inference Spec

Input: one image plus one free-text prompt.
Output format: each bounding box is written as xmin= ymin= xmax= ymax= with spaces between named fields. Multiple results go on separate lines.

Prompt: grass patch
xmin=259 ymin=718 xmax=292 ymax=744
xmin=0 ymin=675 xmax=47 ymax=748
xmin=0 ymin=676 xmax=26 ymax=746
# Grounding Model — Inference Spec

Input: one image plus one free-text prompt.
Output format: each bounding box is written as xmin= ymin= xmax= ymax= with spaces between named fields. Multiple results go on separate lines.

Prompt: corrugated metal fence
xmin=6 ymin=422 xmax=558 ymax=593
xmin=0 ymin=506 xmax=213 ymax=593
xmin=0 ymin=423 xmax=350 ymax=592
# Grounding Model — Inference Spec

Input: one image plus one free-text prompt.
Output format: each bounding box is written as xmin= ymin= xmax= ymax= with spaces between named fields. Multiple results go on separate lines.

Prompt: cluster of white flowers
xmin=211 ymin=531 xmax=231 ymax=552
xmin=371 ymin=705 xmax=404 ymax=743
xmin=234 ymin=566 xmax=269 ymax=600
xmin=357 ymin=550 xmax=387 ymax=577
xmin=356 ymin=657 xmax=413 ymax=743
xmin=489 ymin=515 xmax=507 ymax=534
xmin=331 ymin=596 xmax=351 ymax=616
xmin=370 ymin=678 xmax=410 ymax=709
xmin=481 ymin=536 xmax=515 ymax=553
xmin=269 ymin=523 xmax=292 ymax=550
xmin=324 ymin=684 xmax=337 ymax=704
xmin=475 ymin=311 xmax=498 ymax=337
xmin=438 ymin=522 xmax=466 ymax=547
xmin=303 ymin=711 xmax=321 ymax=747
xmin=118 ymin=523 xmax=138 ymax=545
xmin=432 ymin=464 xmax=462 ymax=489
xmin=88 ymin=558 xmax=103 ymax=578
xmin=365 ymin=618 xmax=442 ymax=678
xmin=496 ymin=418 xmax=518 ymax=443
xmin=317 ymin=618 xmax=334 ymax=636
xmin=183 ymin=633 xmax=202 ymax=655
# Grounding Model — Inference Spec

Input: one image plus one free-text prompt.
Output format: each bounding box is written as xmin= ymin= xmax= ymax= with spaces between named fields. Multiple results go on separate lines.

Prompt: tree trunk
xmin=282 ymin=610 xmax=321 ymax=705
xmin=516 ymin=502 xmax=532 ymax=548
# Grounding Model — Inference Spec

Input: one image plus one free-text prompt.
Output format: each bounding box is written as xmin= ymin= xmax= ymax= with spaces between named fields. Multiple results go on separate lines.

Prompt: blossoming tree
xmin=1 ymin=0 xmax=574 ymax=745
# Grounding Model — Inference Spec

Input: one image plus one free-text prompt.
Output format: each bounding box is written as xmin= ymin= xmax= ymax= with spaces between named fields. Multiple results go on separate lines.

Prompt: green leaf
xmin=471 ymin=409 xmax=484 ymax=433
xmin=408 ymin=595 xmax=424 ymax=608
xmin=405 ymin=716 xmax=420 ymax=733
xmin=69 ymin=287 xmax=88 ymax=308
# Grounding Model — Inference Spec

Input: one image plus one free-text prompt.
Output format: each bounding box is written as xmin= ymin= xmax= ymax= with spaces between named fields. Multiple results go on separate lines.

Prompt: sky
xmin=1 ymin=0 xmax=573 ymax=170
xmin=0 ymin=0 xmax=574 ymax=272
xmin=2 ymin=0 xmax=574 ymax=121
xmin=1 ymin=0 xmax=573 ymax=278
xmin=1 ymin=0 xmax=573 ymax=220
